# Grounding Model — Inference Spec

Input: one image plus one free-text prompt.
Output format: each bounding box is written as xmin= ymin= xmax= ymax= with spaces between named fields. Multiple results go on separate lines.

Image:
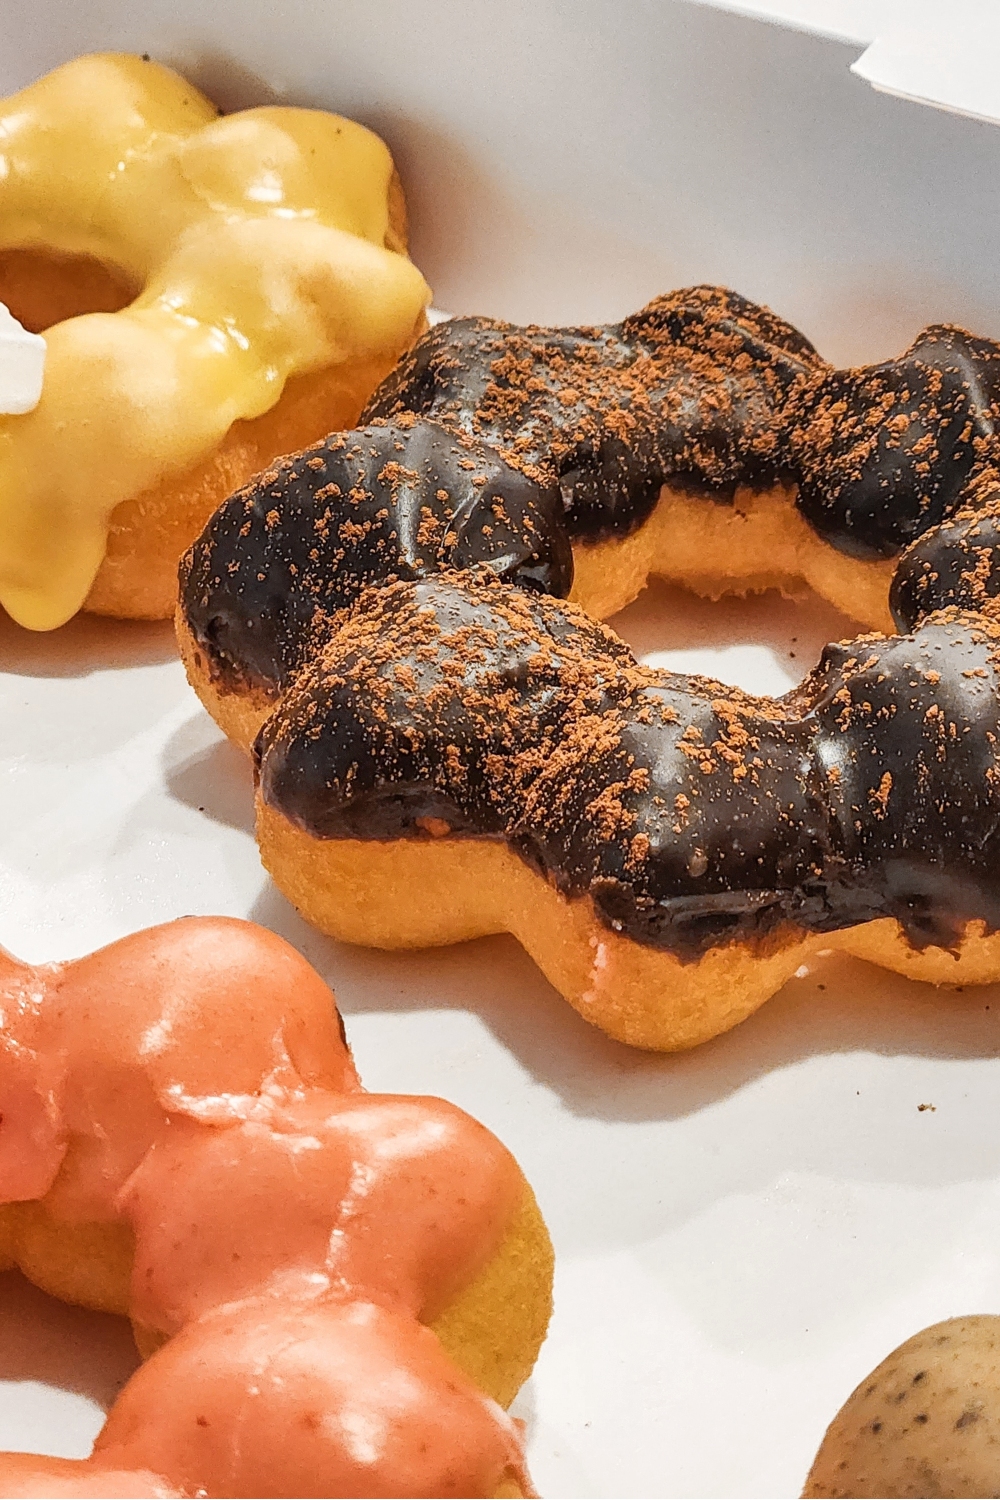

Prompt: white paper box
xmin=2 ymin=4 xmax=1000 ymax=1496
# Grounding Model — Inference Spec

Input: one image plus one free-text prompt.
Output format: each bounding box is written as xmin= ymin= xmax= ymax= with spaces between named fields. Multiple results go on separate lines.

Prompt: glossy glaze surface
xmin=364 ymin=291 xmax=1000 ymax=559
xmin=185 ymin=286 xmax=1000 ymax=699
xmin=365 ymin=288 xmax=821 ymax=540
xmin=257 ymin=573 xmax=1000 ymax=959
xmin=0 ymin=918 xmax=530 ymax=1497
xmin=0 ymin=52 xmax=428 ymax=629
xmin=182 ymin=417 xmax=571 ymax=700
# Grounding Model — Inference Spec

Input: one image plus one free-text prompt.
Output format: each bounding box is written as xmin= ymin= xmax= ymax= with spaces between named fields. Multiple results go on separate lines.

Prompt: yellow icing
xmin=0 ymin=52 xmax=430 ymax=629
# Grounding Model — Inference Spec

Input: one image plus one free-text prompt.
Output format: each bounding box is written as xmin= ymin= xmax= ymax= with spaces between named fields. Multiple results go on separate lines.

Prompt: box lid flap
xmin=690 ymin=0 xmax=1000 ymax=124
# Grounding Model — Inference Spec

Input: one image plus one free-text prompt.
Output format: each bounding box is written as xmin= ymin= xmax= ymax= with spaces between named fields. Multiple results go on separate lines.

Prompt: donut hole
xmin=0 ymin=247 xmax=139 ymax=334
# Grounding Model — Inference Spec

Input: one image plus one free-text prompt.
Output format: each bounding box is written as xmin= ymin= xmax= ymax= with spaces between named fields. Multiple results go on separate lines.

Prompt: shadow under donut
xmin=162 ymin=715 xmax=256 ymax=837
xmin=247 ymin=882 xmax=1000 ymax=1128
xmin=0 ymin=1271 xmax=139 ymax=1445
xmin=0 ymin=611 xmax=176 ymax=681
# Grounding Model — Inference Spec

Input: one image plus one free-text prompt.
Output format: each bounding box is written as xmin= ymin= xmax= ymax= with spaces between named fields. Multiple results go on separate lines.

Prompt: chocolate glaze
xmin=183 ymin=288 xmax=1000 ymax=705
xmin=363 ymin=286 xmax=823 ymax=541
xmin=181 ymin=285 xmax=1000 ymax=961
xmin=790 ymin=327 xmax=1000 ymax=560
xmin=256 ymin=573 xmax=1000 ymax=960
xmin=364 ymin=295 xmax=1000 ymax=561
xmin=180 ymin=418 xmax=571 ymax=700
xmin=892 ymin=467 xmax=1000 ymax=630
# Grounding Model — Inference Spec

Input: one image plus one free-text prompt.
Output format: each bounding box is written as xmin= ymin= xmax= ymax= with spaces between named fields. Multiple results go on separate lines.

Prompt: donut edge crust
xmin=568 ymin=482 xmax=896 ymax=630
xmin=255 ymin=805 xmax=1000 ymax=1052
xmin=176 ymin=606 xmax=286 ymax=752
xmin=0 ymin=1170 xmax=551 ymax=1415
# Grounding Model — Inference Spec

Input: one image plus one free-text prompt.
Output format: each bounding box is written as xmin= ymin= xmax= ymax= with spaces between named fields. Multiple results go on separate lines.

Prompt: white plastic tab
xmin=0 ymin=304 xmax=46 ymax=416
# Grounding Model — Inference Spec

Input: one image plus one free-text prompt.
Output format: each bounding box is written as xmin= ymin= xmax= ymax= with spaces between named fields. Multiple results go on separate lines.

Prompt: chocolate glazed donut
xmin=251 ymin=570 xmax=1000 ymax=1050
xmin=361 ymin=287 xmax=1000 ymax=624
xmin=177 ymin=285 xmax=1000 ymax=1048
xmin=182 ymin=286 xmax=1000 ymax=704
xmin=178 ymin=416 xmax=571 ymax=747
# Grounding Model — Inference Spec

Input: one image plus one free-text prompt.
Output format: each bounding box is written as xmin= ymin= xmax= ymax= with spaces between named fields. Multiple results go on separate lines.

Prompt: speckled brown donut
xmin=177 ymin=288 xmax=1000 ymax=1049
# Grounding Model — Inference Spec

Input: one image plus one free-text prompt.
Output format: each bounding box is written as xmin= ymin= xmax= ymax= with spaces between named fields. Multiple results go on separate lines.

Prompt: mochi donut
xmin=0 ymin=52 xmax=429 ymax=630
xmin=0 ymin=917 xmax=552 ymax=1497
xmin=176 ymin=292 xmax=1000 ymax=1050
xmin=363 ymin=288 xmax=1000 ymax=629
xmin=248 ymin=570 xmax=1000 ymax=1051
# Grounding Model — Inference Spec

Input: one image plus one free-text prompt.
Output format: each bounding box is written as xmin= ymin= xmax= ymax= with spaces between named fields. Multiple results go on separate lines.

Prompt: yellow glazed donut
xmin=0 ymin=52 xmax=430 ymax=629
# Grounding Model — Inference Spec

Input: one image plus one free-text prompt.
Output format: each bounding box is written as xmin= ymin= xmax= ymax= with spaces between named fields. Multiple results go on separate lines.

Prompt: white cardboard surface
xmin=684 ymin=0 xmax=907 ymax=46
xmin=3 ymin=5 xmax=1000 ymax=1497
xmin=692 ymin=0 xmax=1000 ymax=124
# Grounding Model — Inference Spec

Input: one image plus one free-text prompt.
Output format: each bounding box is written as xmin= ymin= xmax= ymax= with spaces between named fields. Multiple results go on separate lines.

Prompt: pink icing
xmin=0 ymin=918 xmax=532 ymax=1498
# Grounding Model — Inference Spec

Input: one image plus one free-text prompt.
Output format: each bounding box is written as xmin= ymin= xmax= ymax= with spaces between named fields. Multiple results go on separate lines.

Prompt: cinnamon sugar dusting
xmin=364 ymin=287 xmax=825 ymax=541
xmin=181 ymin=285 xmax=1000 ymax=964
xmin=255 ymin=569 xmax=1000 ymax=960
